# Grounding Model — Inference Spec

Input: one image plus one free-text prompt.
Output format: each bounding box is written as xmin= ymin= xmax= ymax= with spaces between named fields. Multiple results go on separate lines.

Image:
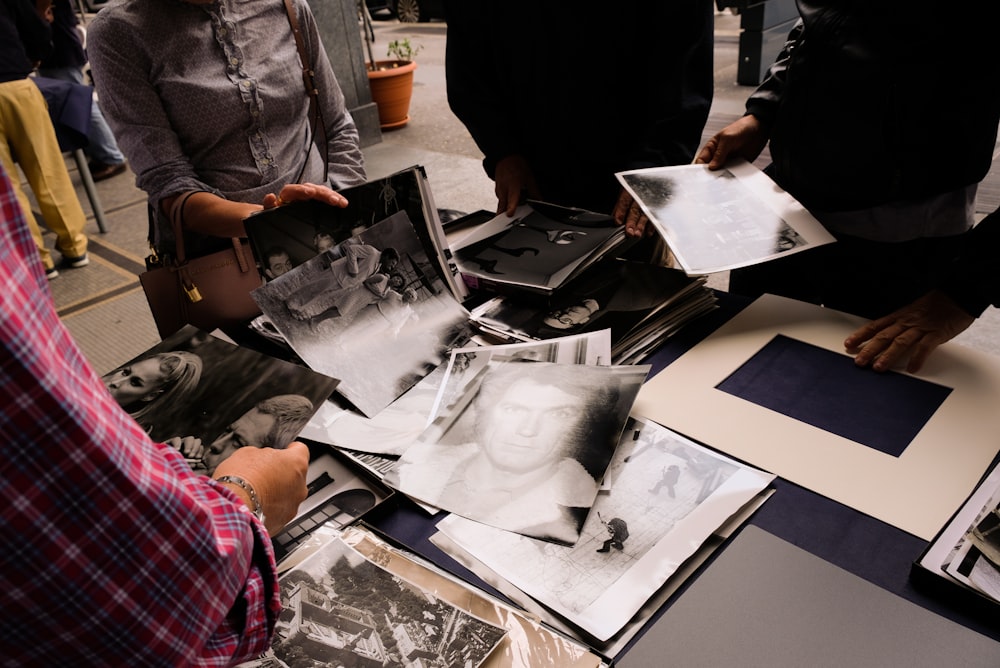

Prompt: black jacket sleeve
xmin=940 ymin=210 xmax=1000 ymax=318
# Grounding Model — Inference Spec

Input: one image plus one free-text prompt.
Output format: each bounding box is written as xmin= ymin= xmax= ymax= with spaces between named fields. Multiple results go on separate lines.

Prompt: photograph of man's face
xmin=479 ymin=376 xmax=584 ymax=474
xmin=387 ymin=360 xmax=649 ymax=544
xmin=542 ymin=299 xmax=598 ymax=330
xmin=204 ymin=406 xmax=277 ymax=471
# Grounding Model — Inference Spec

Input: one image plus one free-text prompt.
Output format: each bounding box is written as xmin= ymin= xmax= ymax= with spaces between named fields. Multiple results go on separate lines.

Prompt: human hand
xmin=494 ymin=155 xmax=540 ymax=216
xmin=166 ymin=436 xmax=206 ymax=463
xmin=263 ymin=183 xmax=348 ymax=210
xmin=613 ymin=190 xmax=657 ymax=239
xmin=694 ymin=115 xmax=768 ymax=170
xmin=213 ymin=441 xmax=310 ymax=536
xmin=844 ymin=290 xmax=975 ymax=374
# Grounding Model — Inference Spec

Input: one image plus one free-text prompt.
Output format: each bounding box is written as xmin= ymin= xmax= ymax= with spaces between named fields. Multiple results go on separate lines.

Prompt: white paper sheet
xmin=616 ymin=160 xmax=835 ymax=274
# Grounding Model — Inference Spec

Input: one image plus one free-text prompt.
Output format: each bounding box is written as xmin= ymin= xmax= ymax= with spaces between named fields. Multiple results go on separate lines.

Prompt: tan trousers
xmin=0 ymin=78 xmax=88 ymax=269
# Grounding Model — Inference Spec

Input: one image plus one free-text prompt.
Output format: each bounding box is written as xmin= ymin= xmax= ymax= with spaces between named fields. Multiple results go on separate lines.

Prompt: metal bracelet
xmin=216 ymin=475 xmax=264 ymax=522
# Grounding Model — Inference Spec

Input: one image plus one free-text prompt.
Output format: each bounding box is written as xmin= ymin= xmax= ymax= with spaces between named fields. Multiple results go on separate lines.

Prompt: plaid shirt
xmin=0 ymin=164 xmax=279 ymax=665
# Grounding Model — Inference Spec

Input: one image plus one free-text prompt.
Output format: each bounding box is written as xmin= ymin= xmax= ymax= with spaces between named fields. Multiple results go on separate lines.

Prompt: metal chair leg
xmin=71 ymin=148 xmax=108 ymax=233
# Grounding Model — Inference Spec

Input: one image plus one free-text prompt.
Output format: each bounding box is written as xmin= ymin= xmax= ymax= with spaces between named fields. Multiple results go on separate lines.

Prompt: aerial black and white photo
xmin=248 ymin=534 xmax=507 ymax=668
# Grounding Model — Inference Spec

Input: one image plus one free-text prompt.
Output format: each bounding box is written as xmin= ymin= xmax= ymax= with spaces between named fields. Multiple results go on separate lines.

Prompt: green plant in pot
xmin=365 ymin=37 xmax=421 ymax=130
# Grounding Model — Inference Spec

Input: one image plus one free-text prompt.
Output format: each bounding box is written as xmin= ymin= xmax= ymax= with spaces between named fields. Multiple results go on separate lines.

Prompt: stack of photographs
xmin=468 ymin=258 xmax=717 ymax=364
xmin=452 ymin=202 xmax=630 ymax=299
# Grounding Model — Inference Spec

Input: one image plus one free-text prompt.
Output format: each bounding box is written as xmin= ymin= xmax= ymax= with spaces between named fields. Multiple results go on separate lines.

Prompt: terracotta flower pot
xmin=366 ymin=59 xmax=417 ymax=130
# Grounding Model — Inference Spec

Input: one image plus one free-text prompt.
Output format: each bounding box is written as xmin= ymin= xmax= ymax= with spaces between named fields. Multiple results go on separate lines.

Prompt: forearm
xmin=162 ymin=191 xmax=261 ymax=240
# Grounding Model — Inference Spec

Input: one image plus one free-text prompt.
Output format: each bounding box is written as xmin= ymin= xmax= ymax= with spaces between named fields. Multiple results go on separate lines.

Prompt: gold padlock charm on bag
xmin=184 ymin=281 xmax=203 ymax=303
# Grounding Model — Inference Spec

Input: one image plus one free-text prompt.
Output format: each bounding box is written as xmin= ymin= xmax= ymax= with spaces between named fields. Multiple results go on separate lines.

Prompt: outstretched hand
xmin=263 ymin=183 xmax=349 ymax=210
xmin=213 ymin=441 xmax=310 ymax=536
xmin=695 ymin=114 xmax=769 ymax=170
xmin=844 ymin=291 xmax=975 ymax=374
xmin=494 ymin=155 xmax=541 ymax=216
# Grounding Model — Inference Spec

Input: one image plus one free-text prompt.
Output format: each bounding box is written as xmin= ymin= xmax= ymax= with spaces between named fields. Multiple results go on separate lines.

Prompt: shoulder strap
xmin=283 ymin=0 xmax=328 ymax=181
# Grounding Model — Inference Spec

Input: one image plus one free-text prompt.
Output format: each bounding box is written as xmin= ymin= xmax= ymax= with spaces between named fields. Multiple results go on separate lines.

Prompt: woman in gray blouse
xmin=88 ymin=0 xmax=367 ymax=259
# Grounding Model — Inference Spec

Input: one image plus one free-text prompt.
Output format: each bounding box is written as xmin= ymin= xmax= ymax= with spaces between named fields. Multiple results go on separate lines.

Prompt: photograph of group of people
xmin=252 ymin=212 xmax=474 ymax=418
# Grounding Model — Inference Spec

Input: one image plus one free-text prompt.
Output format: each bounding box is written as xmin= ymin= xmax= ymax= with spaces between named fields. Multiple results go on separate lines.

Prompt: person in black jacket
xmin=443 ymin=1 xmax=714 ymax=233
xmin=691 ymin=2 xmax=1000 ymax=320
xmin=845 ymin=207 xmax=1000 ymax=373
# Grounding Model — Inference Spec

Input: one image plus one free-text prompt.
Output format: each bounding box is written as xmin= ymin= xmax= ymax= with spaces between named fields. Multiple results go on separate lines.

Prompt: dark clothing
xmin=731 ymin=1 xmax=1000 ymax=319
xmin=745 ymin=2 xmax=1000 ymax=213
xmin=940 ymin=209 xmax=1000 ymax=318
xmin=729 ymin=230 xmax=969 ymax=320
xmin=597 ymin=517 xmax=629 ymax=552
xmin=444 ymin=1 xmax=714 ymax=214
xmin=39 ymin=0 xmax=86 ymax=70
xmin=0 ymin=0 xmax=52 ymax=82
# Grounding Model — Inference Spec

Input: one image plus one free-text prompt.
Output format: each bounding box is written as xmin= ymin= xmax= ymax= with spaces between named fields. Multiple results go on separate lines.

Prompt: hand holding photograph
xmin=101 ymin=324 xmax=339 ymax=473
xmin=385 ymin=360 xmax=649 ymax=545
xmin=616 ymin=159 xmax=834 ymax=274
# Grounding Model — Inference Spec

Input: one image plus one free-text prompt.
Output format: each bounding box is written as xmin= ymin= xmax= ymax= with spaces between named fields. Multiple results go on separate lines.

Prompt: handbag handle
xmin=283 ymin=0 xmax=328 ymax=180
xmin=168 ymin=192 xmax=252 ymax=303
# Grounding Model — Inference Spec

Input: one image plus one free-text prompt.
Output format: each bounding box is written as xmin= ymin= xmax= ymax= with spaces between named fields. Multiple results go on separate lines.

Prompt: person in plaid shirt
xmin=0 ymin=160 xmax=309 ymax=664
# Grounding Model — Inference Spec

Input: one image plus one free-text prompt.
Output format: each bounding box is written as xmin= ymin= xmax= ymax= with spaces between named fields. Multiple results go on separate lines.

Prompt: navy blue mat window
xmin=715 ymin=335 xmax=952 ymax=457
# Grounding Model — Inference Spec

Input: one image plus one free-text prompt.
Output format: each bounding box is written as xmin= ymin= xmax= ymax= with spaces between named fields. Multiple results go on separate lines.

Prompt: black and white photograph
xmin=453 ymin=204 xmax=627 ymax=296
xmin=471 ymin=258 xmax=711 ymax=347
xmin=249 ymin=533 xmax=507 ymax=668
xmin=386 ymin=360 xmax=648 ymax=545
xmin=299 ymin=362 xmax=457 ymax=457
xmin=434 ymin=416 xmax=776 ymax=642
xmin=243 ymin=165 xmax=464 ymax=298
xmin=429 ymin=330 xmax=614 ymax=420
xmin=101 ymin=325 xmax=339 ymax=475
xmin=616 ymin=160 xmax=833 ymax=274
xmin=252 ymin=213 xmax=474 ymax=418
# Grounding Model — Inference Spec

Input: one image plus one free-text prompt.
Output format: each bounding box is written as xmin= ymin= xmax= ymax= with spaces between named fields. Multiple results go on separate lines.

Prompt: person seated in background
xmin=0 ymin=0 xmax=89 ymax=278
xmin=846 ymin=207 xmax=1000 ymax=373
xmin=36 ymin=0 xmax=128 ymax=181
xmin=87 ymin=0 xmax=366 ymax=264
xmin=0 ymin=161 xmax=309 ymax=665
